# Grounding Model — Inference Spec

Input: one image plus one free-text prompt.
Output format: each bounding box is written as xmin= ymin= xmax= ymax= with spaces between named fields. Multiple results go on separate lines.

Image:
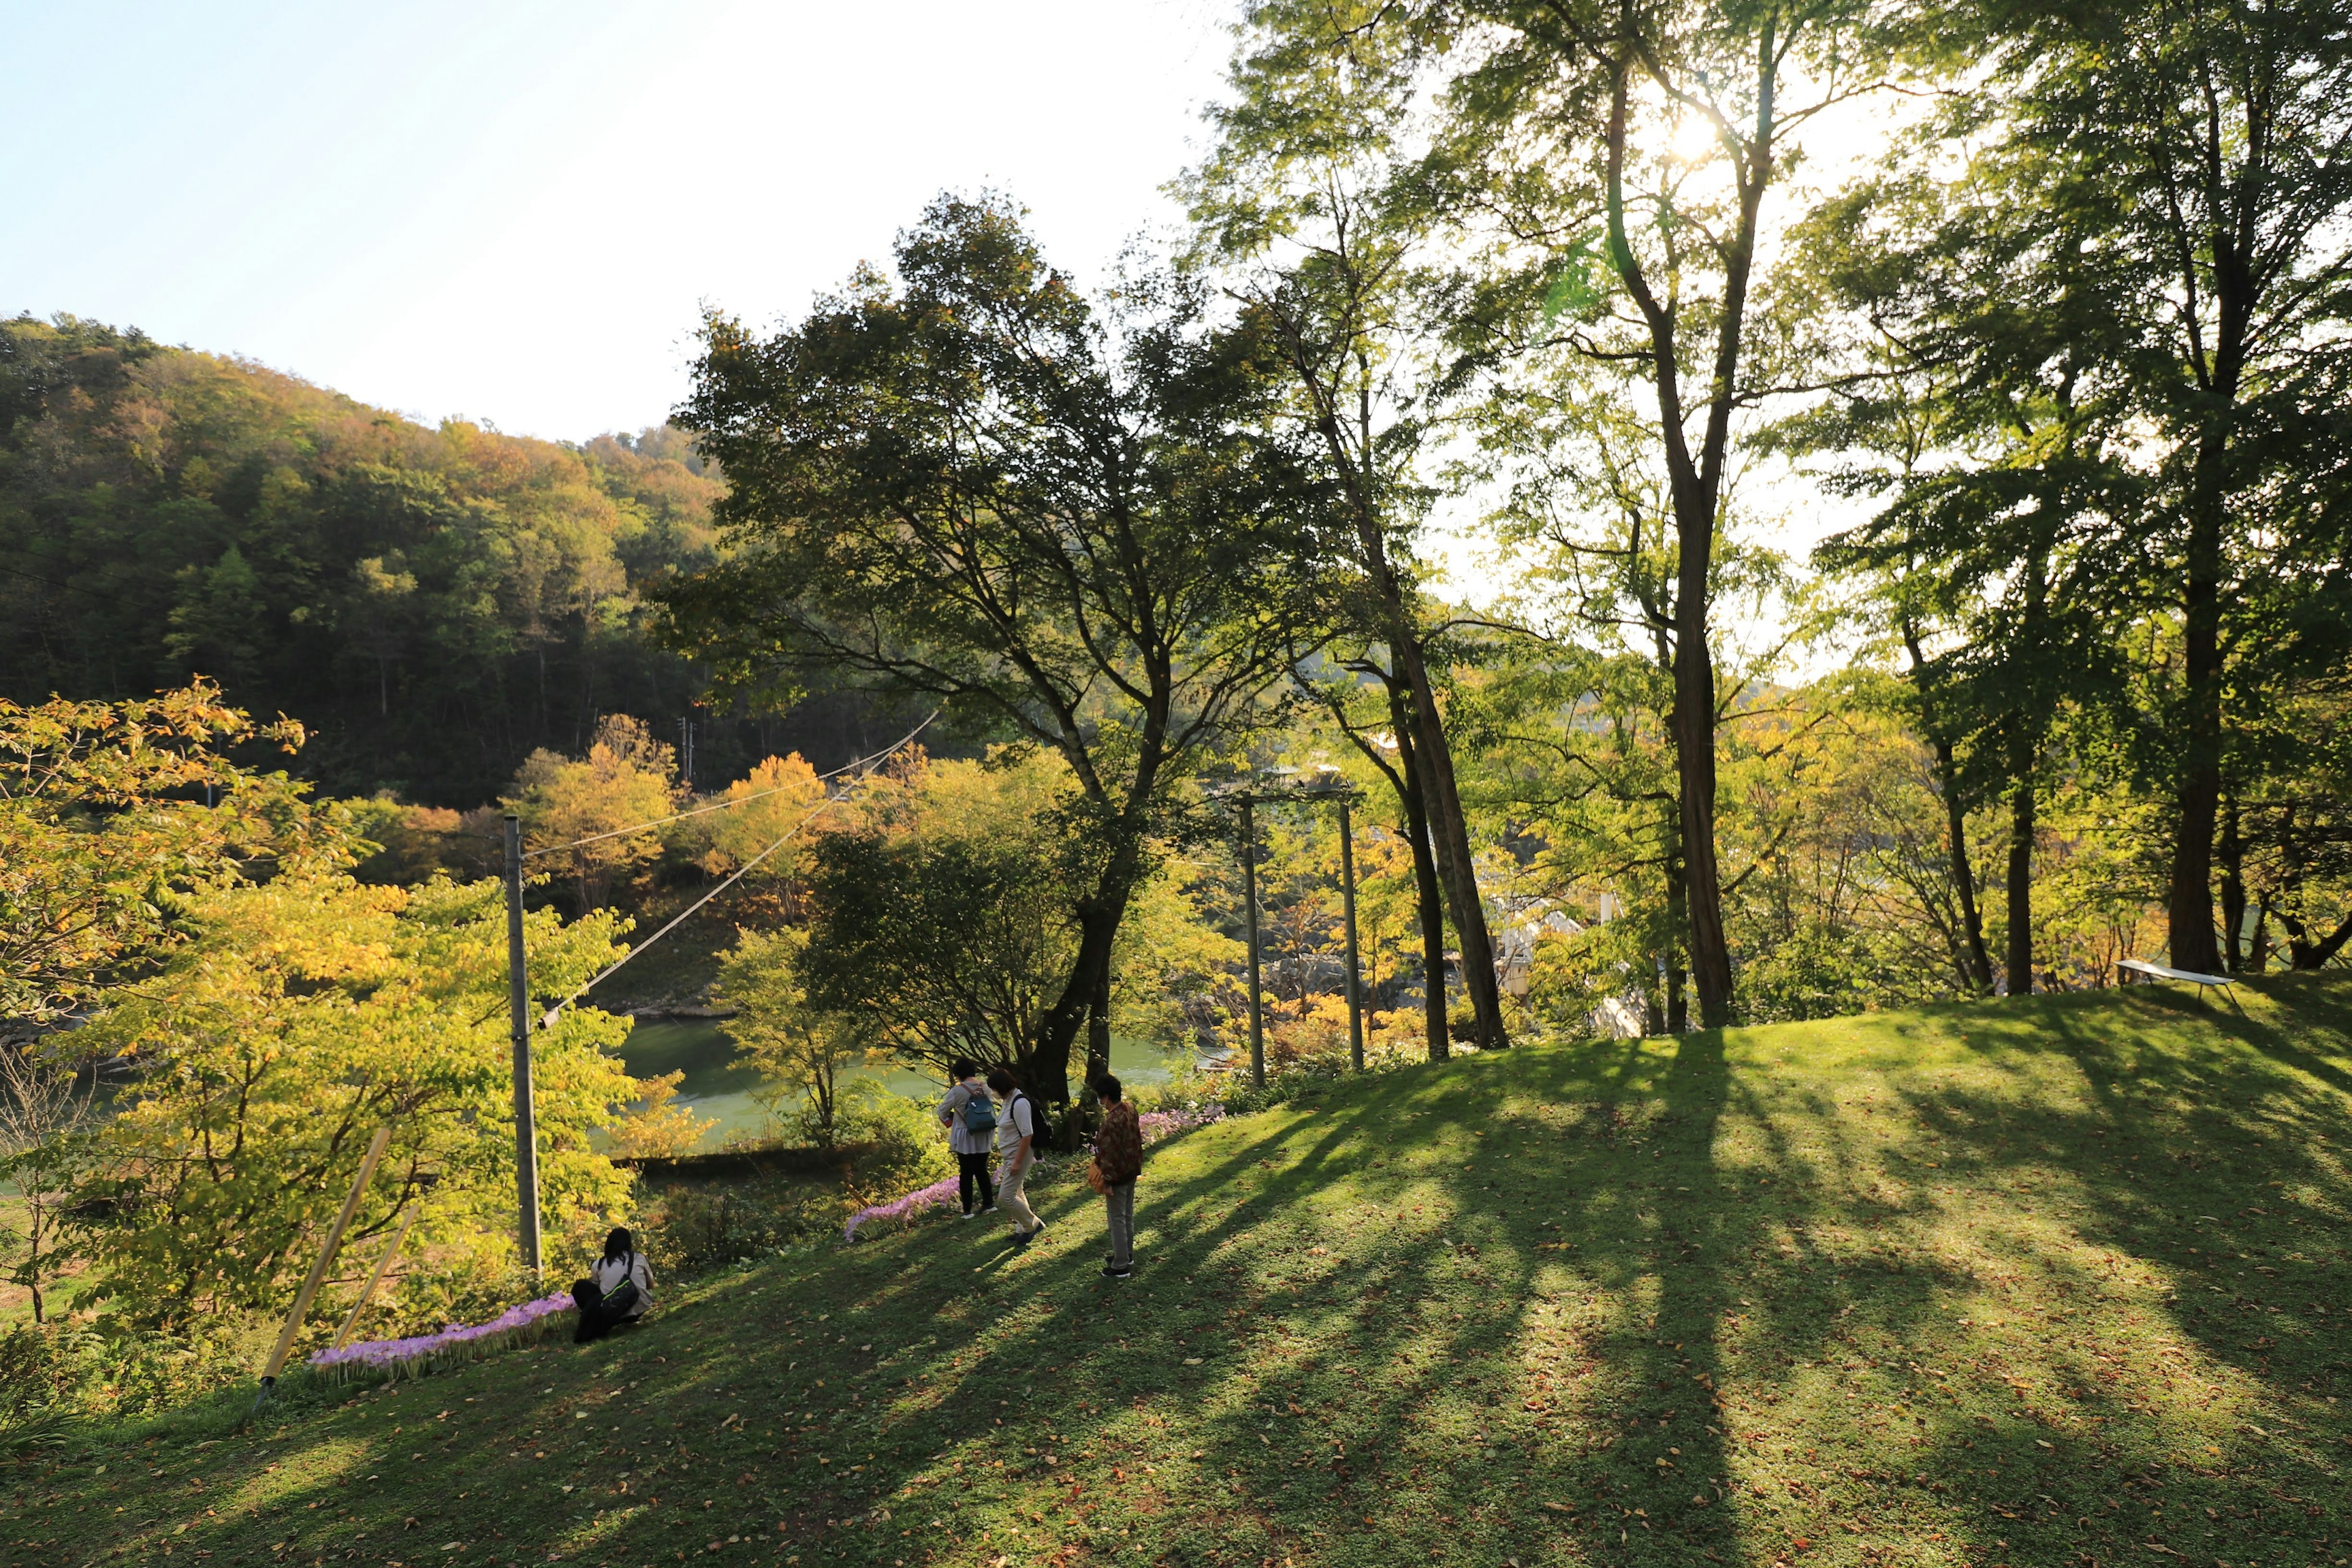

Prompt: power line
xmin=519 ymin=712 xmax=936 ymax=861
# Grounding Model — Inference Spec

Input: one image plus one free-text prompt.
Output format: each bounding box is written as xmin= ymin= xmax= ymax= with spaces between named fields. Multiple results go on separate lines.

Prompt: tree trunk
xmin=2218 ymin=793 xmax=2247 ymax=973
xmin=1664 ymin=836 xmax=1689 ymax=1033
xmin=1670 ymin=599 xmax=1733 ymax=1027
xmin=1938 ymin=740 xmax=1995 ymax=996
xmin=1085 ymin=960 xmax=1113 ymax=1096
xmin=2003 ymin=771 xmax=2037 ymax=996
xmin=1905 ymin=620 xmax=1995 ymax=996
xmin=2285 ymin=910 xmax=2352 ymax=971
xmin=1389 ymin=634 xmax=1507 ymax=1047
xmin=2166 ymin=376 xmax=2233 ymax=973
xmin=1025 ymin=823 xmax=1151 ymax=1138
xmin=1388 ymin=698 xmax=1450 ymax=1061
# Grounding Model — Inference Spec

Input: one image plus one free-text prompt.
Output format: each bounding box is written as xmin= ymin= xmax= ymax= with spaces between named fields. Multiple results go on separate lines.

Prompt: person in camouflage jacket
xmin=1093 ymin=1076 xmax=1144 ymax=1279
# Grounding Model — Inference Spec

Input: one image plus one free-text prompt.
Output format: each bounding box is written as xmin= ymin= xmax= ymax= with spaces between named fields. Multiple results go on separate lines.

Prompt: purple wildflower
xmin=308 ymin=1291 xmax=576 ymax=1381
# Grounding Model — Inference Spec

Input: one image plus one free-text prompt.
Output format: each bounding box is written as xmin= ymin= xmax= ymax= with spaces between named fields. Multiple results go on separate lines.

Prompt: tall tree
xmin=660 ymin=195 xmax=1327 ymax=1112
xmin=1292 ymin=645 xmax=1457 ymax=1059
xmin=1948 ymin=0 xmax=2352 ymax=971
xmin=1192 ymin=21 xmax=1512 ymax=1046
xmin=1232 ymin=0 xmax=1898 ymax=1025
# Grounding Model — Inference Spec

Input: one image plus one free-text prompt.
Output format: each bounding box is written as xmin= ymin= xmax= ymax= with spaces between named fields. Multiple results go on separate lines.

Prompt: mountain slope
xmin=10 ymin=978 xmax=2351 ymax=1566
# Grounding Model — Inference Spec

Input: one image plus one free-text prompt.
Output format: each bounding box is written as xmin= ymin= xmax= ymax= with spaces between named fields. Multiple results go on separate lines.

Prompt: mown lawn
xmin=7 ymin=978 xmax=2350 ymax=1568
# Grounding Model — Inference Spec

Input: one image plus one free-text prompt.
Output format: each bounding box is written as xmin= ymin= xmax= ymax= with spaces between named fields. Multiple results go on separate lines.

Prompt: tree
xmin=661 ymin=194 xmax=1330 ymax=1108
xmin=505 ymin=714 xmax=679 ymax=911
xmin=1243 ymin=0 xmax=1901 ymax=1027
xmin=716 ymin=928 xmax=871 ymax=1152
xmin=73 ymin=873 xmax=643 ymax=1328
xmin=1191 ymin=25 xmax=1511 ymax=1046
xmin=1927 ymin=0 xmax=2352 ymax=971
xmin=0 ymin=682 xmax=328 ymax=1027
xmin=1291 ymin=653 xmax=1460 ymax=1058
xmin=0 ymin=1044 xmax=96 ymax=1322
xmin=795 ymin=826 xmax=1077 ymax=1079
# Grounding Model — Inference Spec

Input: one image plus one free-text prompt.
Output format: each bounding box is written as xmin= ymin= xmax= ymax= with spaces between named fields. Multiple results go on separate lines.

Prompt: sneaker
xmin=959 ymin=1209 xmax=977 ymax=1220
xmin=980 ymin=1205 xmax=1000 ymax=1214
xmin=1101 ymin=1265 xmax=1131 ymax=1280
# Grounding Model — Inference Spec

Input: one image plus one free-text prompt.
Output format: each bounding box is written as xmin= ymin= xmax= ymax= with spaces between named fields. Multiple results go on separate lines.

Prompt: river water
xmin=614 ymin=1017 xmax=1215 ymax=1151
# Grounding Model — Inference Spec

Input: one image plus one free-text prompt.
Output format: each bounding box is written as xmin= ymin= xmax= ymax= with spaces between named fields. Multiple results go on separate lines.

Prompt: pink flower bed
xmin=1139 ymin=1104 xmax=1225 ymax=1141
xmin=307 ymin=1291 xmax=576 ymax=1384
xmin=842 ymin=1174 xmax=960 ymax=1241
xmin=842 ymin=1101 xmax=1226 ymax=1242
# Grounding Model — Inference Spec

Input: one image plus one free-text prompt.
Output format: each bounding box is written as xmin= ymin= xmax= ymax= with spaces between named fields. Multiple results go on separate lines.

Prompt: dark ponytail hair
xmin=603 ymin=1227 xmax=634 ymax=1264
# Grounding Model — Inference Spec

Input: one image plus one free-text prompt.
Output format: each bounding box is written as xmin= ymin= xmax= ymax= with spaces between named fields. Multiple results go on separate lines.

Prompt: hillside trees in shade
xmin=661 ymin=194 xmax=1332 ymax=1109
xmin=0 ymin=314 xmax=887 ymax=805
xmin=1795 ymin=0 xmax=2352 ymax=978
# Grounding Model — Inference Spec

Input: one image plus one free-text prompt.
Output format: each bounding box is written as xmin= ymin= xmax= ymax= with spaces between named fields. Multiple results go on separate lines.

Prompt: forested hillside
xmin=0 ymin=315 xmax=895 ymax=805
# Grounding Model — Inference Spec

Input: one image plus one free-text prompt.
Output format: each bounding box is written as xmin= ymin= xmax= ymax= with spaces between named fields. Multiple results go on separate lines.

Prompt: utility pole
xmin=503 ymin=813 xmax=541 ymax=1278
xmin=1336 ymin=790 xmax=1364 ymax=1072
xmin=1238 ymin=794 xmax=1265 ymax=1089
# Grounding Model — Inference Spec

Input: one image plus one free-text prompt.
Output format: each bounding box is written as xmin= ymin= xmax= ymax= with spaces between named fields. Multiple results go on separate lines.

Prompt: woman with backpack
xmin=572 ymin=1227 xmax=654 ymax=1343
xmin=986 ymin=1066 xmax=1047 ymax=1250
xmin=938 ymin=1058 xmax=998 ymax=1218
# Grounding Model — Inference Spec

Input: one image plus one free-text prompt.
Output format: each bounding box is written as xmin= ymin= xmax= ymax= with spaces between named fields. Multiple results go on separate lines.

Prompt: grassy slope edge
xmin=7 ymin=979 xmax=2349 ymax=1568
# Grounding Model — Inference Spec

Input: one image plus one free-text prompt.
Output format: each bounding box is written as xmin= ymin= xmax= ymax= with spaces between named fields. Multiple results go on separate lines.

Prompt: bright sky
xmin=4 ymin=0 xmax=1236 ymax=442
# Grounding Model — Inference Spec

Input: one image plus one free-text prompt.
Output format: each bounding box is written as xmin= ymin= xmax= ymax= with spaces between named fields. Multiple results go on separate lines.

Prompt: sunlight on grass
xmin=7 ymin=978 xmax=2348 ymax=1566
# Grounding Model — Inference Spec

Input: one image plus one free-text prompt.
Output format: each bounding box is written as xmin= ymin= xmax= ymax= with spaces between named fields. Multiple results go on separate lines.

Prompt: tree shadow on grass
xmin=69 ymin=979 xmax=2352 ymax=1568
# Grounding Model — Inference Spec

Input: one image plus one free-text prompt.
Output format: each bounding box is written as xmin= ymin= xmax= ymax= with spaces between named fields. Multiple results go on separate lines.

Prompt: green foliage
xmin=0 ymin=682 xmax=345 ymax=1023
xmin=791 ymin=753 xmax=1083 ymax=1074
xmin=717 ymin=926 xmax=874 ymax=1151
xmin=662 ymin=193 xmax=1333 ymax=1099
xmin=503 ymin=713 xmax=680 ymax=911
xmin=834 ymin=1088 xmax=954 ymax=1204
xmin=71 ymin=872 xmax=646 ymax=1329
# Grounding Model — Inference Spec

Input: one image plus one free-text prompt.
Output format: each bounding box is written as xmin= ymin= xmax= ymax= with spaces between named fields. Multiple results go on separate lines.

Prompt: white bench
xmin=2119 ymin=957 xmax=2239 ymax=1001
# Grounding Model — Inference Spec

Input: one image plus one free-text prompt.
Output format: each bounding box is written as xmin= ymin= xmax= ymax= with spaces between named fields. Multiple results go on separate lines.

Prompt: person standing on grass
xmin=1091 ymin=1074 xmax=1143 ymax=1280
xmin=987 ymin=1066 xmax=1045 ymax=1249
xmin=938 ymin=1058 xmax=998 ymax=1219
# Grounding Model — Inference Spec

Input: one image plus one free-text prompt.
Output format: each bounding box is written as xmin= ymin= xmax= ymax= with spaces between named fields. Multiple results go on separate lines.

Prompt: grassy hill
xmin=8 ymin=979 xmax=2350 ymax=1567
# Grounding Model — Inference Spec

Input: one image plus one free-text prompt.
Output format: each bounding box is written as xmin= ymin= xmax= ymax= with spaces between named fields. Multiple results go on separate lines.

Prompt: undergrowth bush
xmin=838 ymin=1088 xmax=952 ymax=1203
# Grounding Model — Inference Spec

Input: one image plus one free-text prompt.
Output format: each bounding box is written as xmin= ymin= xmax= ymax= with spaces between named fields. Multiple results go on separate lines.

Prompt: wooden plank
xmin=2120 ymin=958 xmax=2236 ymax=987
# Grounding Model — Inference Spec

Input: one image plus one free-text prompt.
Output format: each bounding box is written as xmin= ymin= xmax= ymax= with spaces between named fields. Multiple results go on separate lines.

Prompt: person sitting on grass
xmin=572 ymin=1227 xmax=654 ymax=1343
xmin=1091 ymin=1074 xmax=1144 ymax=1280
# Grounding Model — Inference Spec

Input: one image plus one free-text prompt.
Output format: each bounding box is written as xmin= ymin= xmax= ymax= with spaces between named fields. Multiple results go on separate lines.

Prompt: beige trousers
xmin=995 ymin=1155 xmax=1039 ymax=1234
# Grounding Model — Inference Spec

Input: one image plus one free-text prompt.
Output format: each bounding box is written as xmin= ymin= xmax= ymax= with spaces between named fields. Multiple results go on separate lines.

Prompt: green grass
xmin=7 ymin=978 xmax=2351 ymax=1568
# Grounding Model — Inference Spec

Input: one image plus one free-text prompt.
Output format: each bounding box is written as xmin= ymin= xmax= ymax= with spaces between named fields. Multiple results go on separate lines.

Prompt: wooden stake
xmin=260 ymin=1125 xmax=393 ymax=1387
xmin=331 ymin=1200 xmax=420 ymax=1350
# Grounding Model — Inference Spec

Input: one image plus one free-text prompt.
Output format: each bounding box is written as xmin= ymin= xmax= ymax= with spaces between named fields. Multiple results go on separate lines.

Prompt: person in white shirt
xmin=985 ymin=1067 xmax=1045 ymax=1248
xmin=573 ymin=1227 xmax=654 ymax=1343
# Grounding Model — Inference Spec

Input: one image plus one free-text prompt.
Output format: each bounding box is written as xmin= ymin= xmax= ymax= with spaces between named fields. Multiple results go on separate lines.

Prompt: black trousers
xmin=957 ymin=1150 xmax=996 ymax=1213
